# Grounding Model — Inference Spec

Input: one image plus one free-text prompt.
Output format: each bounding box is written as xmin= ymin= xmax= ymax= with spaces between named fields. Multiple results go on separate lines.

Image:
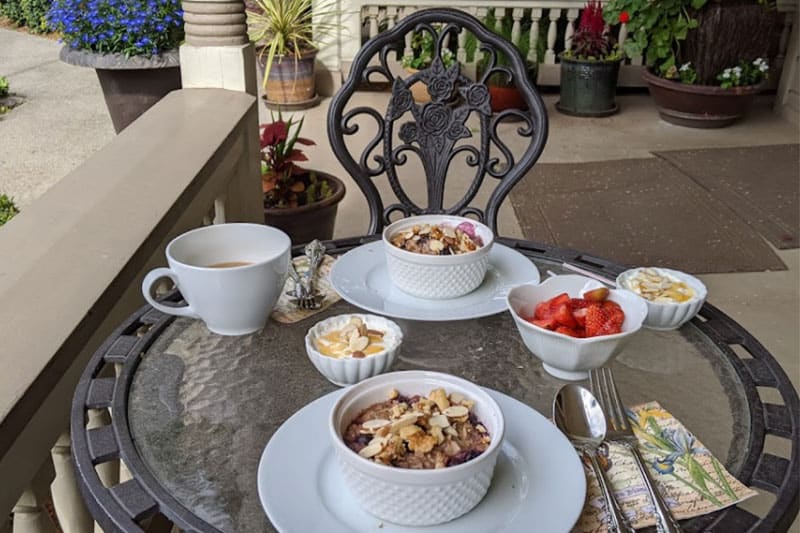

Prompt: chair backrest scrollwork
xmin=328 ymin=8 xmax=548 ymax=235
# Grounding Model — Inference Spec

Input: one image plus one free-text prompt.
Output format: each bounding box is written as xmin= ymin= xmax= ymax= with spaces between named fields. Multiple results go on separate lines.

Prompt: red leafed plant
xmin=260 ymin=113 xmax=332 ymax=209
xmin=566 ymin=0 xmax=620 ymax=61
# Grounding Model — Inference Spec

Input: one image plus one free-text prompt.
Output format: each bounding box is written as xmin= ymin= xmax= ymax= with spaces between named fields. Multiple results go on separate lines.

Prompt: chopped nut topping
xmin=390 ymin=223 xmax=483 ymax=256
xmin=344 ymin=388 xmax=491 ymax=469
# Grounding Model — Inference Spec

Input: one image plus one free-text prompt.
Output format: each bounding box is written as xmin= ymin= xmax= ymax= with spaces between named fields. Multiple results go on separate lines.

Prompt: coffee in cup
xmin=141 ymin=223 xmax=291 ymax=335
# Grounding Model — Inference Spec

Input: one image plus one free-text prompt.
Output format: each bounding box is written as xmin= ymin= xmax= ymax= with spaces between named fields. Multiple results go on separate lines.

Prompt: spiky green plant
xmin=247 ymin=0 xmax=342 ymax=88
xmin=0 ymin=194 xmax=19 ymax=226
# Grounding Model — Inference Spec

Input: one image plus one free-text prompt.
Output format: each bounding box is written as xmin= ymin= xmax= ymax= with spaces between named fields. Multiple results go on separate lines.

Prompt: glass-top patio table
xmin=71 ymin=236 xmax=799 ymax=533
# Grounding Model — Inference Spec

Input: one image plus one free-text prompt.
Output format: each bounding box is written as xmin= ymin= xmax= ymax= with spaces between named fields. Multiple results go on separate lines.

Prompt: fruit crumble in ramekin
xmin=389 ymin=222 xmax=483 ymax=256
xmin=343 ymin=387 xmax=491 ymax=469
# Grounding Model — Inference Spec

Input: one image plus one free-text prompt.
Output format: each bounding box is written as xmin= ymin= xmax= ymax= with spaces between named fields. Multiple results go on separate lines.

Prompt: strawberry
xmin=555 ymin=326 xmax=581 ymax=338
xmin=554 ymin=303 xmax=578 ymax=328
xmin=583 ymin=287 xmax=610 ymax=302
xmin=573 ymin=307 xmax=588 ymax=327
xmin=548 ymin=293 xmax=571 ymax=313
xmin=570 ymin=298 xmax=592 ymax=309
xmin=530 ymin=317 xmax=557 ymax=330
xmin=584 ymin=305 xmax=607 ymax=337
xmin=534 ymin=301 xmax=552 ymax=320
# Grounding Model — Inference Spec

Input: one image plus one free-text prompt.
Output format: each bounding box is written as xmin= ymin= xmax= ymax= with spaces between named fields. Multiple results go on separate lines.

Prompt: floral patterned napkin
xmin=270 ymin=255 xmax=341 ymax=324
xmin=574 ymin=401 xmax=756 ymax=532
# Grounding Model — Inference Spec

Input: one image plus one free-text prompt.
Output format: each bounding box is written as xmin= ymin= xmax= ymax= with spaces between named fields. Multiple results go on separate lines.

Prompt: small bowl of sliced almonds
xmin=616 ymin=267 xmax=707 ymax=331
xmin=305 ymin=314 xmax=403 ymax=386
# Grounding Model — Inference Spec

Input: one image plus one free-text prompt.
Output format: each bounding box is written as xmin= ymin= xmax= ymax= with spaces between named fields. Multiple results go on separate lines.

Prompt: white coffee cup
xmin=142 ymin=223 xmax=291 ymax=336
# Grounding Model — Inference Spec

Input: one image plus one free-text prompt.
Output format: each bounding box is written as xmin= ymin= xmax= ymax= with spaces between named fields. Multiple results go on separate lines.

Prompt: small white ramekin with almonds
xmin=329 ymin=371 xmax=505 ymax=526
xmin=305 ymin=314 xmax=403 ymax=386
xmin=382 ymin=215 xmax=494 ymax=299
xmin=616 ymin=267 xmax=707 ymax=331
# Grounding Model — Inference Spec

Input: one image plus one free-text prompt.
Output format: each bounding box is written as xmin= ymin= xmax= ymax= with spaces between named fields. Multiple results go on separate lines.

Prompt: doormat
xmin=509 ymin=157 xmax=786 ymax=274
xmin=655 ymin=144 xmax=799 ymax=249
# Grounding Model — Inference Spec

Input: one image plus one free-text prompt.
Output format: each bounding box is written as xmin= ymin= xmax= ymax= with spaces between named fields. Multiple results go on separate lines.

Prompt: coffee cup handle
xmin=142 ymin=268 xmax=199 ymax=318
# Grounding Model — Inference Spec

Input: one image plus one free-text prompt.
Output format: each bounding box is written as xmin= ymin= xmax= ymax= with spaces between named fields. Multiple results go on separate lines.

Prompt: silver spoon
xmin=554 ymin=384 xmax=634 ymax=533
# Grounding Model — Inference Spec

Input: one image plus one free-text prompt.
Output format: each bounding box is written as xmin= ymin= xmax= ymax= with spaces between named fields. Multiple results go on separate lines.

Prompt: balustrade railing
xmin=333 ymin=1 xmax=646 ymax=86
xmin=0 ymin=88 xmax=262 ymax=532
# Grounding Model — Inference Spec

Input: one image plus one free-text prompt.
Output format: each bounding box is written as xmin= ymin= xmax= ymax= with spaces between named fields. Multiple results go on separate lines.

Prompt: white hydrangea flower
xmin=679 ymin=62 xmax=692 ymax=72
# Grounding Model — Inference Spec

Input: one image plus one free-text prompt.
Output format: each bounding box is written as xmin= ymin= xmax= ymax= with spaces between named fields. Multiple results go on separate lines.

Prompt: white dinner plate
xmin=329 ymin=242 xmax=541 ymax=321
xmin=257 ymin=388 xmax=586 ymax=533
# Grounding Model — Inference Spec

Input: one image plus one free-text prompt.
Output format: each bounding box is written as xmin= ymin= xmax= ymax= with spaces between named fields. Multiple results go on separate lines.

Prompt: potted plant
xmin=557 ymin=1 xmax=623 ymax=117
xmin=470 ymin=10 xmax=538 ymax=113
xmin=401 ymin=26 xmax=457 ymax=103
xmin=603 ymin=0 xmax=781 ymax=127
xmin=260 ymin=113 xmax=345 ymax=244
xmin=48 ymin=0 xmax=183 ymax=133
xmin=0 ymin=194 xmax=19 ymax=227
xmin=247 ymin=0 xmax=340 ymax=108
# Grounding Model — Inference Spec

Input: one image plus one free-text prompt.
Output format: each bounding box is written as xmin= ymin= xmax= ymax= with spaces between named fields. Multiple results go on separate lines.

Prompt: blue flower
xmin=653 ymin=458 xmax=675 ymax=475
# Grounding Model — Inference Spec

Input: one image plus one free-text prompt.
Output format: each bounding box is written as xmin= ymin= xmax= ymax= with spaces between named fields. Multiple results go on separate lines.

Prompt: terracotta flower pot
xmin=256 ymin=48 xmax=319 ymax=109
xmin=263 ymin=171 xmax=345 ymax=245
xmin=405 ymin=67 xmax=430 ymax=103
xmin=642 ymin=68 xmax=765 ymax=128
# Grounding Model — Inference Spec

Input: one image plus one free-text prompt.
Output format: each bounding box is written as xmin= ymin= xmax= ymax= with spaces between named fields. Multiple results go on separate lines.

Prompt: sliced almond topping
xmin=428 ymin=388 xmax=450 ymax=412
xmin=390 ymin=413 xmax=419 ymax=433
xmin=449 ymin=392 xmax=465 ymax=404
xmin=348 ymin=316 xmax=364 ymax=327
xmin=444 ymin=426 xmax=458 ymax=437
xmin=358 ymin=437 xmax=386 ymax=458
xmin=387 ymin=388 xmax=398 ymax=400
xmin=444 ymin=405 xmax=469 ymax=418
xmin=398 ymin=425 xmax=422 ymax=439
xmin=367 ymin=329 xmax=385 ymax=337
xmin=352 ymin=350 xmax=366 ymax=359
xmin=349 ymin=336 xmax=369 ymax=352
xmin=428 ymin=414 xmax=450 ymax=428
xmin=362 ymin=418 xmax=391 ymax=431
xmin=428 ymin=239 xmax=444 ymax=252
xmin=476 ymin=424 xmax=487 ymax=434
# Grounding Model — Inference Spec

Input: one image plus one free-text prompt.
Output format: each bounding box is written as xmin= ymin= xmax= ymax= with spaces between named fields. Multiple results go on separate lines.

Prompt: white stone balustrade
xmin=330 ymin=1 xmax=646 ymax=87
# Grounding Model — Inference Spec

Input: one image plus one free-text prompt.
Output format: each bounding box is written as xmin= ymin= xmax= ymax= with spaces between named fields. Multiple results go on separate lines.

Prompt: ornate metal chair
xmin=328 ymin=8 xmax=548 ymax=235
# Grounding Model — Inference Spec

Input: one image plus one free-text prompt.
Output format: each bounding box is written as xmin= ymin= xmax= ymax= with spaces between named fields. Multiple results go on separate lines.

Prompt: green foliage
xmin=401 ymin=25 xmax=456 ymax=70
xmin=0 ymin=0 xmax=26 ymax=26
xmin=20 ymin=0 xmax=50 ymax=32
xmin=603 ymin=0 xmax=709 ymax=77
xmin=0 ymin=76 xmax=9 ymax=97
xmin=0 ymin=194 xmax=19 ymax=226
xmin=1 ymin=0 xmax=51 ymax=32
xmin=717 ymin=57 xmax=769 ymax=88
xmin=247 ymin=0 xmax=341 ymax=86
xmin=676 ymin=62 xmax=697 ymax=84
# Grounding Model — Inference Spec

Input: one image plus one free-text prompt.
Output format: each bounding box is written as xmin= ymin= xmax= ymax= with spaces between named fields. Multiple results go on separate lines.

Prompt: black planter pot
xmin=263 ymin=171 xmax=346 ymax=245
xmin=60 ymin=47 xmax=181 ymax=133
xmin=557 ymin=55 xmax=622 ymax=117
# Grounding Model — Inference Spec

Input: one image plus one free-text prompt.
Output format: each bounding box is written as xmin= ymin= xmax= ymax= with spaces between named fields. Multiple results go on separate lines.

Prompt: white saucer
xmin=257 ymin=388 xmax=586 ymax=533
xmin=329 ymin=242 xmax=541 ymax=321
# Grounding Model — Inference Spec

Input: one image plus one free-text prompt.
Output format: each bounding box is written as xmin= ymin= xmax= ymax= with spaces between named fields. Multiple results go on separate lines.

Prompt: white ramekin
xmin=616 ymin=267 xmax=708 ymax=331
xmin=382 ymin=215 xmax=494 ymax=299
xmin=506 ymin=275 xmax=648 ymax=381
xmin=305 ymin=314 xmax=403 ymax=386
xmin=329 ymin=371 xmax=505 ymax=526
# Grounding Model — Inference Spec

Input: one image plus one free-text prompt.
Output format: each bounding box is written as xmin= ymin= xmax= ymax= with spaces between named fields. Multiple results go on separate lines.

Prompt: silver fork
xmin=590 ymin=367 xmax=683 ymax=533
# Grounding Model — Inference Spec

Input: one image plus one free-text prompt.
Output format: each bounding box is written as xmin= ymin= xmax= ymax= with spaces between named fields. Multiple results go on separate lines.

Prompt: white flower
xmin=759 ymin=64 xmax=768 ymax=72
xmin=733 ymin=66 xmax=742 ymax=75
xmin=680 ymin=62 xmax=692 ymax=72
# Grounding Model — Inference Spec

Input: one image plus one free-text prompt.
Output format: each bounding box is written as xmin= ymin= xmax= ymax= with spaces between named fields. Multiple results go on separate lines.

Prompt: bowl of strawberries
xmin=506 ymin=275 xmax=648 ymax=381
